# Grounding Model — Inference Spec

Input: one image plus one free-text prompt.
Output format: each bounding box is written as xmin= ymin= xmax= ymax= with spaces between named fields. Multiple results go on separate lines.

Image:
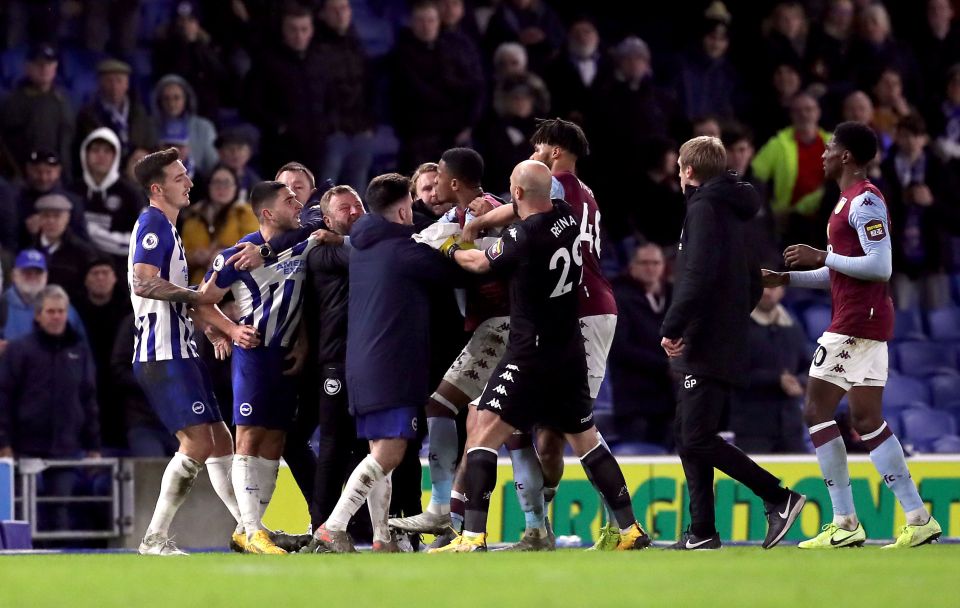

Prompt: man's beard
xmin=15 ymin=280 xmax=45 ymax=300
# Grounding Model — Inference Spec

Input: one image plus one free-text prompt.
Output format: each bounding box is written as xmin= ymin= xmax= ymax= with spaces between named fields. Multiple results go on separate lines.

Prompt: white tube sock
xmin=145 ymin=452 xmax=202 ymax=537
xmin=326 ymin=455 xmax=385 ymax=532
xmin=231 ymin=455 xmax=262 ymax=538
xmin=367 ymin=472 xmax=394 ymax=543
xmin=207 ymin=454 xmax=242 ymax=531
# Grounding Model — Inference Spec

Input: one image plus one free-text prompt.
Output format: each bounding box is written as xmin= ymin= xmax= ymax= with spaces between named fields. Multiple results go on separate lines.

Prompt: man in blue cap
xmin=0 ymin=249 xmax=86 ymax=345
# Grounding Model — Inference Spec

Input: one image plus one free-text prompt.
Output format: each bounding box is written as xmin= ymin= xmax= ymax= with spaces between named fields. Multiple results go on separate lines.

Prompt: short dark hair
xmin=281 ymin=1 xmax=313 ymax=20
xmin=250 ymin=181 xmax=289 ymax=216
xmin=721 ymin=122 xmax=754 ymax=148
xmin=896 ymin=112 xmax=928 ymax=137
xmin=531 ymin=117 xmax=590 ymax=158
xmin=832 ymin=121 xmax=879 ymax=166
xmin=440 ymin=147 xmax=484 ymax=187
xmin=275 ymin=161 xmax=316 ymax=189
xmin=133 ymin=147 xmax=180 ymax=192
xmin=365 ymin=173 xmax=411 ymax=215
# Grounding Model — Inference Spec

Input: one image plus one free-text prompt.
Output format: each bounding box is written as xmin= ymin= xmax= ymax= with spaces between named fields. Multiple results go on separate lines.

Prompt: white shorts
xmin=808 ymin=332 xmax=888 ymax=392
xmin=580 ymin=314 xmax=617 ymax=399
xmin=442 ymin=316 xmax=510 ymax=403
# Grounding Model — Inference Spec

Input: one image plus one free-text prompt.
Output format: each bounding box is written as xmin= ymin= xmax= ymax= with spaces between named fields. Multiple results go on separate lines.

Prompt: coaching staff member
xmin=660 ymin=136 xmax=804 ymax=550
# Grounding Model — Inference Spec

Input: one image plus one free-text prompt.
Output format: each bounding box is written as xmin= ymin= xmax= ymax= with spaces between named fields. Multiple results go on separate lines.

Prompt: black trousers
xmin=284 ymin=371 xmax=319 ymax=510
xmin=674 ymin=374 xmax=788 ymax=537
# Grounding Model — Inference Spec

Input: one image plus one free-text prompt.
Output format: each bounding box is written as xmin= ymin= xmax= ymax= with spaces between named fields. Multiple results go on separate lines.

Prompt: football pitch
xmin=1 ymin=545 xmax=958 ymax=608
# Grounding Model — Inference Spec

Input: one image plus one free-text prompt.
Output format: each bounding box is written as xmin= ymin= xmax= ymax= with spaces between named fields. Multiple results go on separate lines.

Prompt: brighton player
xmin=461 ymin=118 xmax=624 ymax=550
xmin=195 ymin=181 xmax=316 ymax=554
xmin=129 ymin=149 xmax=255 ymax=555
xmin=764 ymin=122 xmax=942 ymax=548
xmin=432 ymin=161 xmax=650 ymax=552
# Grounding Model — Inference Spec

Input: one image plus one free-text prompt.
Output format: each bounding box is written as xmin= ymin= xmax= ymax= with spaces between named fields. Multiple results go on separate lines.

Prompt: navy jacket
xmin=0 ymin=323 xmax=100 ymax=457
xmin=346 ymin=214 xmax=465 ymax=416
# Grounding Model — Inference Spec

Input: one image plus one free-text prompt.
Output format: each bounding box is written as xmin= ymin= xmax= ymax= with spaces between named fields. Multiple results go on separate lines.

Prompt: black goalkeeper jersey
xmin=485 ymin=199 xmax=584 ymax=364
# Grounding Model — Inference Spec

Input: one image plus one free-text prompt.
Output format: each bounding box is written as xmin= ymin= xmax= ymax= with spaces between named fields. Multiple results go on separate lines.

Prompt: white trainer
xmin=388 ymin=511 xmax=451 ymax=534
xmin=138 ymin=533 xmax=188 ymax=556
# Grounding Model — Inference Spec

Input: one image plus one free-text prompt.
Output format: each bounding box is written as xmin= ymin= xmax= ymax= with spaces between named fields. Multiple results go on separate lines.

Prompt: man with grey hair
xmin=30 ymin=193 xmax=97 ymax=300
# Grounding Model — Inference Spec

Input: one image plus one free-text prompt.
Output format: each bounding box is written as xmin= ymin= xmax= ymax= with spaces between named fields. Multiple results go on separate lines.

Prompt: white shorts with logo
xmin=808 ymin=332 xmax=888 ymax=391
xmin=580 ymin=314 xmax=617 ymax=399
xmin=442 ymin=316 xmax=511 ymax=401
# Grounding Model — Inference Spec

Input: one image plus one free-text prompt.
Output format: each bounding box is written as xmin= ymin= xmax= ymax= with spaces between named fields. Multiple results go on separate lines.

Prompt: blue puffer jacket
xmin=0 ymin=323 xmax=100 ymax=457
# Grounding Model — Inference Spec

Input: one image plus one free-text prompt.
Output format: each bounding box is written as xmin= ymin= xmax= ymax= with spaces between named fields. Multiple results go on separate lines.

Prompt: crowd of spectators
xmin=2 ymin=0 xmax=960 ymax=463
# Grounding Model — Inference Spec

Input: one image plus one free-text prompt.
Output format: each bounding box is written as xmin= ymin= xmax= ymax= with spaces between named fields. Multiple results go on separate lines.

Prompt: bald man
xmin=430 ymin=161 xmax=652 ymax=552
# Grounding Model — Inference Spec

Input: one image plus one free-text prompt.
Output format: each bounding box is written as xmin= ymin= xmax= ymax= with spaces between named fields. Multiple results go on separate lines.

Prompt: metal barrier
xmin=14 ymin=458 xmax=134 ymax=541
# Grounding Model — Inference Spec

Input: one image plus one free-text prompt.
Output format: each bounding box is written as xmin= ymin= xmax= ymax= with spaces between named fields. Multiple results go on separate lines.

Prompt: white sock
xmin=231 ymin=455 xmax=262 ymax=538
xmin=509 ymin=446 xmax=545 ymax=530
xmin=427 ymin=417 xmax=458 ymax=515
xmin=367 ymin=472 xmax=394 ymax=543
xmin=326 ymin=455 xmax=385 ymax=532
xmin=207 ymin=454 xmax=242 ymax=532
xmin=254 ymin=457 xmax=280 ymax=520
xmin=146 ymin=452 xmax=202 ymax=537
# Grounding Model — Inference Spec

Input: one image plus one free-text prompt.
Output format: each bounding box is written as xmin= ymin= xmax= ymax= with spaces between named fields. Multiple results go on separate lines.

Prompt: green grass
xmin=1 ymin=546 xmax=958 ymax=608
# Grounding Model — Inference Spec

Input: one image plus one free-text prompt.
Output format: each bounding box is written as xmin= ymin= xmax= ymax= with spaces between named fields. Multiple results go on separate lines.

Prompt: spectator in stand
xmin=110 ymin=313 xmax=177 ymax=457
xmin=850 ymin=3 xmax=921 ymax=101
xmin=152 ymin=0 xmax=229 ymax=119
xmin=314 ymin=0 xmax=376 ymax=194
xmin=754 ymin=62 xmax=803 ymax=144
xmin=83 ymin=0 xmax=140 ymax=57
xmin=608 ymin=243 xmax=674 ymax=447
xmin=180 ymin=164 xmax=259 ymax=284
xmin=243 ymin=3 xmax=327 ymax=176
xmin=762 ymin=2 xmax=809 ymax=77
xmin=914 ymin=0 xmax=960 ymax=107
xmin=410 ymin=161 xmax=453 ymax=223
xmin=74 ymin=259 xmax=130 ymax=450
xmin=474 ymin=76 xmax=544 ymax=197
xmin=391 ymin=0 xmax=484 ymax=171
xmin=674 ymin=17 xmax=743 ymax=123
xmin=872 ymin=68 xmax=916 ymax=147
xmin=0 ymin=250 xmax=86 ymax=344
xmin=723 ymin=124 xmax=778 ymax=268
xmin=881 ymin=113 xmax=958 ymax=310
xmin=15 ymin=150 xmax=88 ymax=249
xmin=484 ymin=0 xmax=565 ymax=76
xmin=613 ymin=137 xmax=685 ymax=248
xmin=0 ymin=44 xmax=74 ymax=178
xmin=807 ymin=0 xmax=855 ymax=89
xmin=692 ymin=116 xmax=722 ymax=139
xmin=123 ymin=147 xmax=151 ymax=185
xmin=151 ymin=75 xmax=220 ymax=178
xmin=930 ymin=64 xmax=960 ymax=164
xmin=215 ymin=129 xmax=261 ymax=201
xmin=3 ymin=0 xmax=61 ymax=49
xmin=543 ymin=16 xmax=611 ymax=125
xmin=76 ymin=59 xmax=157 ymax=159
xmin=75 ymin=127 xmax=145 ymax=270
xmin=30 ymin=193 xmax=97 ymax=301
xmin=438 ymin=0 xmax=482 ymax=48
xmin=843 ymin=89 xmax=891 ymax=154
xmin=730 ymin=285 xmax=808 ymax=454
xmin=752 ymin=92 xmax=830 ymax=247
xmin=0 ymin=286 xmax=100 ymax=530
xmin=0 ymin=176 xmax=16 ymax=254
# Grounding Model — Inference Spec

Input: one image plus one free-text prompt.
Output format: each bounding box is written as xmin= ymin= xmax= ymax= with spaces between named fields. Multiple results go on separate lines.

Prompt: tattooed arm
xmin=131 ymin=263 xmax=220 ymax=305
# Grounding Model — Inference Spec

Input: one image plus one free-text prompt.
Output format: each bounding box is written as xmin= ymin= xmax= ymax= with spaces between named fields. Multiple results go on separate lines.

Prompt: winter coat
xmin=151 ymin=74 xmax=220 ymax=176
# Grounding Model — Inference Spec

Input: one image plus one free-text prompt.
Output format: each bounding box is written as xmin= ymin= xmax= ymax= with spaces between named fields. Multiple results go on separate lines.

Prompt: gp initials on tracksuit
xmin=683 ymin=375 xmax=698 ymax=389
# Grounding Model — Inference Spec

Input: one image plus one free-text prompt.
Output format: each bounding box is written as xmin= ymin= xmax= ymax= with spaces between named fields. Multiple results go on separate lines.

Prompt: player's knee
xmin=850 ymin=410 xmax=883 ymax=436
xmin=802 ymin=399 xmax=826 ymax=427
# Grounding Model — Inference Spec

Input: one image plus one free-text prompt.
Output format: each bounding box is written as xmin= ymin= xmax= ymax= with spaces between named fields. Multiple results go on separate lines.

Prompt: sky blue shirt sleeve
xmin=825 ymin=191 xmax=892 ymax=282
xmin=550 ymin=176 xmax=565 ymax=201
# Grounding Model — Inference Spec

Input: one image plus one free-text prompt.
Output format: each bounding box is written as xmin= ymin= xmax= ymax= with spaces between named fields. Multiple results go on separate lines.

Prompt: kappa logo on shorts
xmin=493 ymin=384 xmax=508 ymax=396
xmin=836 ymin=351 xmax=851 ymax=360
xmin=142 ymin=233 xmax=159 ymax=250
xmin=482 ymin=347 xmax=498 ymax=357
xmin=830 ymin=364 xmax=846 ymax=374
xmin=496 ymin=322 xmax=510 ymax=332
xmin=506 ymin=364 xmax=519 ymax=371
xmin=476 ymin=360 xmax=490 ymax=369
xmin=239 ymin=402 xmax=253 ymax=416
xmin=191 ymin=401 xmax=205 ymax=414
xmin=844 ymin=337 xmax=857 ymax=345
xmin=464 ymin=370 xmax=481 ymax=381
xmin=486 ymin=398 xmax=502 ymax=410
xmin=323 ymin=378 xmax=342 ymax=395
xmin=499 ymin=371 xmax=514 ymax=382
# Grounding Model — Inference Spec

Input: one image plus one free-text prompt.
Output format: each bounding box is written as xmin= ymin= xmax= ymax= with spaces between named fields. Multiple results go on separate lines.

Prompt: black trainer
xmin=762 ymin=489 xmax=806 ymax=549
xmin=664 ymin=528 xmax=721 ymax=550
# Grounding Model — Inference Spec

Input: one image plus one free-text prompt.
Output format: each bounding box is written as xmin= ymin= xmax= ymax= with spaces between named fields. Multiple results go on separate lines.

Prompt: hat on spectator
xmin=615 ymin=36 xmax=651 ymax=61
xmin=28 ymin=43 xmax=58 ymax=63
xmin=97 ymin=58 xmax=132 ymax=75
xmin=27 ymin=149 xmax=60 ymax=166
xmin=159 ymin=122 xmax=190 ymax=146
xmin=15 ymin=249 xmax=47 ymax=271
xmin=34 ymin=193 xmax=73 ymax=213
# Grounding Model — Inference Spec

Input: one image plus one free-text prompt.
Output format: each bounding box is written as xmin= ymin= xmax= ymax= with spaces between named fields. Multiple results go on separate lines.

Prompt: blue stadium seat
xmin=894 ymin=341 xmax=958 ymax=377
xmin=927 ymin=307 xmax=960 ymax=342
xmin=932 ymin=434 xmax=960 ymax=454
xmin=0 ymin=45 xmax=27 ymax=88
xmin=802 ymin=305 xmax=832 ymax=342
xmin=901 ymin=408 xmax=958 ymax=444
xmin=66 ymin=74 xmax=98 ymax=110
xmin=893 ymin=309 xmax=926 ymax=342
xmin=611 ymin=441 xmax=668 ymax=456
xmin=882 ymin=375 xmax=931 ymax=408
xmin=59 ymin=46 xmax=103 ymax=84
xmin=929 ymin=374 xmax=960 ymax=408
xmin=139 ymin=0 xmax=176 ymax=41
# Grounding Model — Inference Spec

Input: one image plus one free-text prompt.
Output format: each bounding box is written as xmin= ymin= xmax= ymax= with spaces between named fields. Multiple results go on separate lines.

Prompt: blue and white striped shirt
xmin=210 ymin=233 xmax=318 ymax=348
xmin=128 ymin=206 xmax=199 ymax=362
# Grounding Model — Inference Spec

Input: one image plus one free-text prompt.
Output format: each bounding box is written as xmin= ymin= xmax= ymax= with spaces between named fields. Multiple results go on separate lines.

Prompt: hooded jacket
xmin=661 ymin=173 xmax=763 ymax=387
xmin=345 ymin=213 xmax=466 ymax=416
xmin=76 ymin=127 xmax=146 ymax=259
xmin=151 ymin=74 xmax=219 ymax=176
xmin=0 ymin=322 xmax=100 ymax=457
